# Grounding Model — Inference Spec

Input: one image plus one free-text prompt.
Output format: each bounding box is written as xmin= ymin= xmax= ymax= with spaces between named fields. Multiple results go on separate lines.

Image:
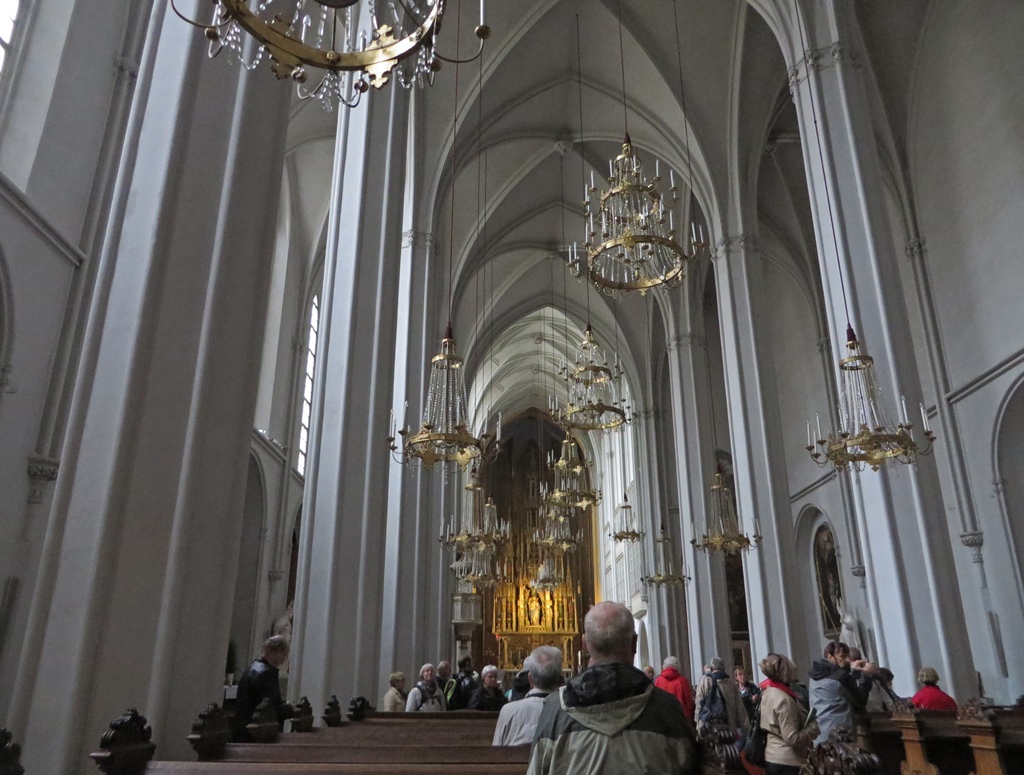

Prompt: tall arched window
xmin=296 ymin=295 xmax=319 ymax=476
xmin=0 ymin=1 xmax=20 ymax=73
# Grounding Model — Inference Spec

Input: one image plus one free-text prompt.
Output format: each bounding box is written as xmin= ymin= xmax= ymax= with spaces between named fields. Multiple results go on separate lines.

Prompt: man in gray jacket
xmin=808 ymin=640 xmax=876 ymax=744
xmin=528 ymin=602 xmax=696 ymax=774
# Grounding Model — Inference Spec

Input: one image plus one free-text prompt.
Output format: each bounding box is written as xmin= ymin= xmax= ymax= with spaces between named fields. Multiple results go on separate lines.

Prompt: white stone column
xmin=6 ymin=3 xmax=290 ymax=770
xmin=288 ymin=82 xmax=411 ymax=712
xmin=663 ymin=328 xmax=731 ymax=676
xmin=787 ymin=0 xmax=974 ymax=697
xmin=712 ymin=234 xmax=811 ymax=670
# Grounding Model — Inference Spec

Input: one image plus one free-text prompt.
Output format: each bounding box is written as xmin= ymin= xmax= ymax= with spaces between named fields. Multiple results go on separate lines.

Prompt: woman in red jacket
xmin=654 ymin=655 xmax=695 ymax=721
xmin=911 ymin=667 xmax=957 ymax=711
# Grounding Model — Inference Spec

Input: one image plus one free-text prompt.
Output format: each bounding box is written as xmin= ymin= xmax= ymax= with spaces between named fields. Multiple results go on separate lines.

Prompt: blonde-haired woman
xmin=911 ymin=667 xmax=957 ymax=711
xmin=382 ymin=671 xmax=407 ymax=712
xmin=759 ymin=653 xmax=819 ymax=775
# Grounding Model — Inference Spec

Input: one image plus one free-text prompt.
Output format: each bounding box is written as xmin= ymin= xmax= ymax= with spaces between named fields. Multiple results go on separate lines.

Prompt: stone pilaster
xmin=288 ymin=83 xmax=411 ymax=712
xmin=787 ymin=0 xmax=973 ymax=699
xmin=8 ymin=4 xmax=290 ymax=769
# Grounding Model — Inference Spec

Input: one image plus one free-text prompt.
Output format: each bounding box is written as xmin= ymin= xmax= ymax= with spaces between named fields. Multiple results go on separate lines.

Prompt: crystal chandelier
xmin=531 ymin=555 xmax=562 ymax=592
xmin=692 ymin=473 xmax=760 ymax=555
xmin=175 ymin=0 xmax=490 ymax=109
xmin=560 ymin=326 xmax=631 ymax=431
xmin=389 ymin=325 xmax=483 ymax=469
xmin=545 ymin=433 xmax=601 ymax=508
xmin=534 ymin=509 xmax=582 ymax=554
xmin=610 ymin=494 xmax=642 ymax=543
xmin=641 ymin=529 xmax=689 ymax=587
xmin=573 ymin=136 xmax=695 ymax=295
xmin=808 ymin=327 xmax=935 ymax=471
xmin=566 ymin=7 xmax=704 ymax=295
xmin=794 ymin=5 xmax=936 ymax=473
xmin=440 ymin=466 xmax=510 ymax=550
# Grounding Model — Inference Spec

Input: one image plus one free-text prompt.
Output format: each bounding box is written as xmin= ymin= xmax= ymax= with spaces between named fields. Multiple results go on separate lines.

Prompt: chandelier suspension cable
xmin=795 ymin=2 xmax=851 ymax=327
xmin=446 ymin=0 xmax=463 ymax=328
xmin=616 ymin=1 xmax=629 ymax=136
xmin=673 ymin=0 xmax=694 ymax=215
xmin=574 ymin=15 xmax=592 ymax=328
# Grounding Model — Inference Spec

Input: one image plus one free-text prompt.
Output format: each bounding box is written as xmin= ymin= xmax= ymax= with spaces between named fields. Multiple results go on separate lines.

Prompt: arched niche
xmin=794 ymin=505 xmax=856 ymax=658
xmin=229 ymin=454 xmax=267 ymax=665
xmin=996 ymin=378 xmax=1024 ymax=605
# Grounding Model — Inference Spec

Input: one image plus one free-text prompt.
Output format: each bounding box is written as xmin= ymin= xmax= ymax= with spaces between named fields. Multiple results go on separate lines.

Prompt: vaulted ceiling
xmin=279 ymin=0 xmax=928 ymax=426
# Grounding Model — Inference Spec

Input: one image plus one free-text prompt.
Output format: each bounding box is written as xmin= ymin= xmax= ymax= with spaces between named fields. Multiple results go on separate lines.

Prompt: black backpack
xmin=743 ymin=698 xmax=768 ymax=766
xmin=698 ymin=678 xmax=728 ymax=724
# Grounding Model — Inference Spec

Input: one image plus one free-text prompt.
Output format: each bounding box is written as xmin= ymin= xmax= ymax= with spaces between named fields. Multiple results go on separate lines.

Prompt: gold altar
xmin=478 ymin=413 xmax=594 ymax=672
xmin=493 ymin=580 xmax=579 ymax=670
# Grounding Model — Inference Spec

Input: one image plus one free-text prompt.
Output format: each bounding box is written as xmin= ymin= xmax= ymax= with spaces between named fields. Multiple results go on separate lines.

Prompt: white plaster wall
xmin=0 ymin=181 xmax=80 ymax=721
xmin=909 ymin=3 xmax=1024 ymax=390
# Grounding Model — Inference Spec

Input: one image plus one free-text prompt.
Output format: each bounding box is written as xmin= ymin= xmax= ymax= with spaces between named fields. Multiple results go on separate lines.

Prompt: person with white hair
xmin=529 ymin=602 xmax=696 ymax=774
xmin=405 ymin=663 xmax=447 ymax=712
xmin=493 ymin=646 xmax=563 ymax=746
xmin=468 ymin=664 xmax=507 ymax=711
xmin=655 ymin=655 xmax=695 ymax=722
xmin=694 ymin=656 xmax=747 ymax=740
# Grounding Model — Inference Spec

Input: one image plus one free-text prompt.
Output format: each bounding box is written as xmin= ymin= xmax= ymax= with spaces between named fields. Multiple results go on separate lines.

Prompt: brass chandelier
xmin=794 ymin=7 xmax=935 ymax=473
xmin=610 ymin=493 xmax=642 ymax=543
xmin=441 ymin=467 xmax=508 ymax=590
xmin=389 ymin=324 xmax=485 ymax=469
xmin=545 ymin=433 xmax=601 ymax=509
xmin=642 ymin=528 xmax=689 ymax=587
xmin=807 ymin=326 xmax=935 ymax=471
xmin=692 ymin=472 xmax=761 ymax=555
xmin=560 ymin=325 xmax=631 ymax=431
xmin=175 ymin=0 xmax=490 ymax=109
xmin=576 ymin=136 xmax=690 ymax=295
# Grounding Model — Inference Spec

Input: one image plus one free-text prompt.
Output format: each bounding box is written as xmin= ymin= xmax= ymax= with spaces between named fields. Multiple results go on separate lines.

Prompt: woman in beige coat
xmin=759 ymin=653 xmax=819 ymax=775
xmin=382 ymin=671 xmax=407 ymax=712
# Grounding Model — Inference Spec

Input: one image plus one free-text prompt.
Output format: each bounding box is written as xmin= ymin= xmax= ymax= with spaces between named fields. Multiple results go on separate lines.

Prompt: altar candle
xmin=480 ymin=0 xmax=485 ymax=26
xmin=921 ymin=402 xmax=929 ymax=432
xmin=816 ymin=413 xmax=822 ymax=441
xmin=901 ymin=395 xmax=908 ymax=424
xmin=807 ymin=420 xmax=812 ymax=448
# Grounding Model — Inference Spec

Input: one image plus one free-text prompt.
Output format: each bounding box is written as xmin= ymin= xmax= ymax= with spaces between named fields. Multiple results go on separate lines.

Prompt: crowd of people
xmin=225 ymin=614 xmax=959 ymax=774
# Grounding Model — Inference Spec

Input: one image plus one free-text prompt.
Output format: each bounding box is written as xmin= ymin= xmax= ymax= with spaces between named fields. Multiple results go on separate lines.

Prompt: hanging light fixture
xmin=793 ymin=7 xmax=936 ymax=472
xmin=560 ymin=325 xmax=631 ymax=431
xmin=610 ymin=493 xmax=642 ymax=543
xmin=440 ymin=466 xmax=510 ymax=551
xmin=389 ymin=14 xmax=484 ymax=469
xmin=567 ymin=6 xmax=702 ymax=295
xmin=692 ymin=471 xmax=761 ymax=555
xmin=545 ymin=433 xmax=601 ymax=508
xmin=174 ymin=0 xmax=490 ymax=109
xmin=389 ymin=323 xmax=482 ymax=468
xmin=642 ymin=527 xmax=689 ymax=587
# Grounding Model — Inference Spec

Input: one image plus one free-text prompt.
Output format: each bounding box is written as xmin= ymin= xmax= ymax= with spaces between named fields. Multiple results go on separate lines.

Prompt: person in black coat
xmin=234 ymin=636 xmax=291 ymax=740
xmin=449 ymin=655 xmax=478 ymax=710
xmin=468 ymin=665 xmax=507 ymax=712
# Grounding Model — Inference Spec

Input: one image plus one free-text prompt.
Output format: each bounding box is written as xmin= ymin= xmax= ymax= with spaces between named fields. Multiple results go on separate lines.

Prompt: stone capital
xmin=960 ymin=531 xmax=984 ymax=563
xmin=787 ymin=40 xmax=861 ymax=93
xmin=402 ymin=230 xmax=433 ymax=251
xmin=0 ymin=363 xmax=14 ymax=393
xmin=27 ymin=455 xmax=60 ymax=504
xmin=114 ymin=56 xmax=140 ymax=85
xmin=904 ymin=238 xmax=926 ymax=263
xmin=712 ymin=234 xmax=758 ymax=260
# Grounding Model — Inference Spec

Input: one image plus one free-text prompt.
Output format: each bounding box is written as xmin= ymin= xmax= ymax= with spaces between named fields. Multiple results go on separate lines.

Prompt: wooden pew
xmin=859 ymin=711 xmax=906 ymax=775
xmin=92 ymin=706 xmax=527 ymax=775
xmin=1 ymin=727 xmax=25 ymax=775
xmin=144 ymin=764 xmax=527 ymax=774
xmin=955 ymin=701 xmax=1024 ymax=775
xmin=891 ymin=708 xmax=975 ymax=775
